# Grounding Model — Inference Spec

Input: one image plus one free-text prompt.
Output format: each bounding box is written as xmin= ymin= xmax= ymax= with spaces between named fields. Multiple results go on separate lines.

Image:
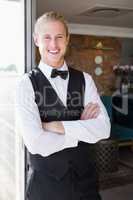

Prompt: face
xmin=34 ymin=20 xmax=69 ymax=68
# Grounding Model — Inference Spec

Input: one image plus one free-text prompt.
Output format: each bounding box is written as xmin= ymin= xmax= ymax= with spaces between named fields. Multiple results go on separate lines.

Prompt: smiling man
xmin=33 ymin=15 xmax=69 ymax=68
xmin=16 ymin=11 xmax=110 ymax=200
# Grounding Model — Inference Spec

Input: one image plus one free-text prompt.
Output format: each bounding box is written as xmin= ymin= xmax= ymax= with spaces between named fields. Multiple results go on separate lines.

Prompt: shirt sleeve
xmin=62 ymin=72 xmax=111 ymax=143
xmin=15 ymin=74 xmax=78 ymax=157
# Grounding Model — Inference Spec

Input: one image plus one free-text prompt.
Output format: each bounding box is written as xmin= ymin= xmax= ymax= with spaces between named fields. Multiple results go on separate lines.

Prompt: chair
xmin=101 ymin=95 xmax=133 ymax=143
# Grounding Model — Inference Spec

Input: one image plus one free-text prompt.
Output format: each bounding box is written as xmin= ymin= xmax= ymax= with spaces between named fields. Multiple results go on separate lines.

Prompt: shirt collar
xmin=38 ymin=60 xmax=68 ymax=79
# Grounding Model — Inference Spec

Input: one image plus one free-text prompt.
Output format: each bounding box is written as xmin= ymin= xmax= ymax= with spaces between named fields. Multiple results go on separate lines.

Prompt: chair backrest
xmin=112 ymin=95 xmax=133 ymax=129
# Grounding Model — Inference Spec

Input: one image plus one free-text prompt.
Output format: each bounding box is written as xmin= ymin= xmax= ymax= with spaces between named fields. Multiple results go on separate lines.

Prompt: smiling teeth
xmin=49 ymin=50 xmax=58 ymax=53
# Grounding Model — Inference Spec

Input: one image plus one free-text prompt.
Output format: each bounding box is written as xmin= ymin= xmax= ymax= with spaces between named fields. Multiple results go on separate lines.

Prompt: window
xmin=0 ymin=1 xmax=24 ymax=200
xmin=0 ymin=0 xmax=24 ymax=74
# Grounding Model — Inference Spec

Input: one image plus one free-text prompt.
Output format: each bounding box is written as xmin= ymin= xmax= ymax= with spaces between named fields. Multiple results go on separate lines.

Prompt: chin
xmin=48 ymin=58 xmax=64 ymax=67
xmin=51 ymin=62 xmax=63 ymax=68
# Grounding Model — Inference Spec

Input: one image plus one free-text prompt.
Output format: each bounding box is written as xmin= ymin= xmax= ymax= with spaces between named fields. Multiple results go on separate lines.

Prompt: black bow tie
xmin=51 ymin=69 xmax=68 ymax=80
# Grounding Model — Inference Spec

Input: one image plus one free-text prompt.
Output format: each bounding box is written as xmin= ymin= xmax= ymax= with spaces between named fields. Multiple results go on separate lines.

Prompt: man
xmin=16 ymin=11 xmax=110 ymax=200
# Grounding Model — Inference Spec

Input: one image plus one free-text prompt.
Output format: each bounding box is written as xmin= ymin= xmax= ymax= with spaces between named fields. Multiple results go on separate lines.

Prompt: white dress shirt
xmin=15 ymin=61 xmax=110 ymax=157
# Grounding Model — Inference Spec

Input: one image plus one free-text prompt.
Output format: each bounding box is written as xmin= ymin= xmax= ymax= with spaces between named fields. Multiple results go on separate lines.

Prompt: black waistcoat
xmin=28 ymin=67 xmax=93 ymax=180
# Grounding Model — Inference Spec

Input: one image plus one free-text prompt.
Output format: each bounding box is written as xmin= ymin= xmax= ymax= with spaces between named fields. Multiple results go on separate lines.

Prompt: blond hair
xmin=34 ymin=11 xmax=69 ymax=37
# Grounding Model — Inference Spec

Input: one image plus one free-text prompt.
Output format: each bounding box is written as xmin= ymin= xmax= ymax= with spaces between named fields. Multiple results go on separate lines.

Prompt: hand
xmin=42 ymin=121 xmax=65 ymax=135
xmin=80 ymin=102 xmax=100 ymax=120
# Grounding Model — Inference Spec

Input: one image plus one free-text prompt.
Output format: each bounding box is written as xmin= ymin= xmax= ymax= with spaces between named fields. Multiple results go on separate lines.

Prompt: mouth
xmin=48 ymin=50 xmax=60 ymax=55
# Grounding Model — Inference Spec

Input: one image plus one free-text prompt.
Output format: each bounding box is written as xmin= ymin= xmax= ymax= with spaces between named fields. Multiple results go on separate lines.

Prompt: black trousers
xmin=27 ymin=164 xmax=101 ymax=200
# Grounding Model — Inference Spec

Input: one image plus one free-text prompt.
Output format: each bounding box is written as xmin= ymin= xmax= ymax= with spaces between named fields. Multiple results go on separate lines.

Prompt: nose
xmin=49 ymin=38 xmax=57 ymax=49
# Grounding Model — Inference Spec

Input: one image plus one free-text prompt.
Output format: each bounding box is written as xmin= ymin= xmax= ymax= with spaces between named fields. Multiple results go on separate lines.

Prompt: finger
xmin=81 ymin=104 xmax=94 ymax=119
xmin=89 ymin=108 xmax=100 ymax=118
xmin=87 ymin=105 xmax=100 ymax=118
xmin=87 ymin=104 xmax=99 ymax=116
xmin=81 ymin=104 xmax=100 ymax=119
xmin=81 ymin=109 xmax=99 ymax=120
xmin=42 ymin=122 xmax=45 ymax=129
xmin=81 ymin=103 xmax=93 ymax=117
xmin=83 ymin=103 xmax=99 ymax=118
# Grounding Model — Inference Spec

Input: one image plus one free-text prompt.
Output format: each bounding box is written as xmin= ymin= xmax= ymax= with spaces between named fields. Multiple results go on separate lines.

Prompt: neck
xmin=41 ymin=60 xmax=65 ymax=69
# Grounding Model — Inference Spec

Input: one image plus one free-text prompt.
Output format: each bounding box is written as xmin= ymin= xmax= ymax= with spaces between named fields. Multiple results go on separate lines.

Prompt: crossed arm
xmin=16 ymin=73 xmax=110 ymax=157
xmin=41 ymin=73 xmax=110 ymax=143
xmin=42 ymin=102 xmax=100 ymax=134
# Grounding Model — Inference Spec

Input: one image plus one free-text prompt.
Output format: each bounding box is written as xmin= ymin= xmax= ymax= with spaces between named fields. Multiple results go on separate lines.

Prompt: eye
xmin=57 ymin=35 xmax=63 ymax=39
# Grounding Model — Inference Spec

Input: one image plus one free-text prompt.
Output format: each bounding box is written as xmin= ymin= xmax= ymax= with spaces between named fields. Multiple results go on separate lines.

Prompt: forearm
xmin=16 ymin=113 xmax=77 ymax=157
xmin=42 ymin=108 xmax=110 ymax=144
xmin=62 ymin=114 xmax=110 ymax=143
xmin=15 ymin=75 xmax=77 ymax=157
xmin=65 ymin=72 xmax=110 ymax=143
xmin=42 ymin=101 xmax=110 ymax=143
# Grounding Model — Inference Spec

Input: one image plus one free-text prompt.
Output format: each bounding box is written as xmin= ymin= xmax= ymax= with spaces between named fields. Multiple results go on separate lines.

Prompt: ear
xmin=33 ymin=33 xmax=39 ymax=47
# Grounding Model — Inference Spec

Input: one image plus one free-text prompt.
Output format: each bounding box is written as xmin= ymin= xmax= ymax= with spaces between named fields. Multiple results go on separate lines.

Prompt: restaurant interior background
xmin=0 ymin=0 xmax=133 ymax=200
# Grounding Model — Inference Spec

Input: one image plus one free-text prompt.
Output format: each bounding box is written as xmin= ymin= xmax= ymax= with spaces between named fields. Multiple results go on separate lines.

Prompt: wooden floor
xmin=100 ymin=183 xmax=133 ymax=200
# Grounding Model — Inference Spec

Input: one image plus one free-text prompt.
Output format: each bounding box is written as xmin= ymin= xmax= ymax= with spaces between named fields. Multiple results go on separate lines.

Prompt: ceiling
xmin=37 ymin=0 xmax=133 ymax=29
